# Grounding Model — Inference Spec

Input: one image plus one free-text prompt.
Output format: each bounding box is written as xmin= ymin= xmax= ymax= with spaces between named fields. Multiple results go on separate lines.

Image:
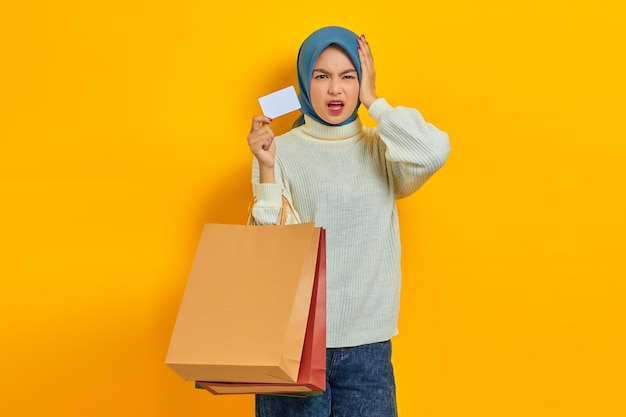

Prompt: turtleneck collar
xmin=298 ymin=114 xmax=363 ymax=141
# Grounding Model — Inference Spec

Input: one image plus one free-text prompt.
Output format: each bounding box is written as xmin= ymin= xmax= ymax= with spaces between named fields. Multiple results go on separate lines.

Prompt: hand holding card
xmin=258 ymin=86 xmax=301 ymax=119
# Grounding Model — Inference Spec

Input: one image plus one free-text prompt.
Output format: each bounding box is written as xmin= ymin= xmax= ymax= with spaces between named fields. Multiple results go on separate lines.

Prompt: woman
xmin=247 ymin=26 xmax=450 ymax=417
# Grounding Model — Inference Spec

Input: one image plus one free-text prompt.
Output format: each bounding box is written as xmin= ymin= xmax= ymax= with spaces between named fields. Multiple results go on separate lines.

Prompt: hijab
xmin=293 ymin=26 xmax=362 ymax=127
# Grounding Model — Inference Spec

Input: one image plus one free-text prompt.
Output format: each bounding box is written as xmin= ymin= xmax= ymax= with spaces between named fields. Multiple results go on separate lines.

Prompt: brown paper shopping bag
xmin=195 ymin=228 xmax=326 ymax=395
xmin=166 ymin=221 xmax=322 ymax=384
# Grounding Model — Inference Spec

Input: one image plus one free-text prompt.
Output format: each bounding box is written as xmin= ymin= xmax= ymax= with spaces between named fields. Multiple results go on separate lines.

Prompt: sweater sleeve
xmin=250 ymin=158 xmax=300 ymax=225
xmin=368 ymin=98 xmax=451 ymax=198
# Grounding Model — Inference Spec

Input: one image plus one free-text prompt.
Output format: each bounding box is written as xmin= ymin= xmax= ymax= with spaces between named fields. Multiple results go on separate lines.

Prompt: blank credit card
xmin=258 ymin=86 xmax=301 ymax=119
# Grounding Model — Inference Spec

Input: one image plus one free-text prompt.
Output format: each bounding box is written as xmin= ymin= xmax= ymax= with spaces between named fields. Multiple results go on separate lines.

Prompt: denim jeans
xmin=256 ymin=341 xmax=398 ymax=417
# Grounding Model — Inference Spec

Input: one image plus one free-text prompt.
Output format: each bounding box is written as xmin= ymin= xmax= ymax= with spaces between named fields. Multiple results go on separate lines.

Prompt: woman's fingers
xmin=250 ymin=115 xmax=273 ymax=132
xmin=247 ymin=116 xmax=275 ymax=153
xmin=357 ymin=35 xmax=374 ymax=67
xmin=357 ymin=35 xmax=378 ymax=108
xmin=249 ymin=129 xmax=273 ymax=151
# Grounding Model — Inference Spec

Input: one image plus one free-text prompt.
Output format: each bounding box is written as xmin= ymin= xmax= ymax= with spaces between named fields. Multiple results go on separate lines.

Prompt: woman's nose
xmin=328 ymin=80 xmax=341 ymax=95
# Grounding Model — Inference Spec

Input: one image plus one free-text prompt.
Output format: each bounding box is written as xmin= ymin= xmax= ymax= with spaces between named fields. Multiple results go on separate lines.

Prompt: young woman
xmin=247 ymin=26 xmax=450 ymax=417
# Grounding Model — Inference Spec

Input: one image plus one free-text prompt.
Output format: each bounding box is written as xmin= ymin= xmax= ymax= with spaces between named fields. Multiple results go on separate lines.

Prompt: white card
xmin=258 ymin=86 xmax=301 ymax=119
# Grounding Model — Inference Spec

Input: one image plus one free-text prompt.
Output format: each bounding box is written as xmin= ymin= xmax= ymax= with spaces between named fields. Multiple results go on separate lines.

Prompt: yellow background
xmin=1 ymin=0 xmax=624 ymax=416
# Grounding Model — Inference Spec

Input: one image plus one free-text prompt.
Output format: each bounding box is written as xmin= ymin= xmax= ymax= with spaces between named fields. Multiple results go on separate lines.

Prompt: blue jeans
xmin=256 ymin=341 xmax=398 ymax=417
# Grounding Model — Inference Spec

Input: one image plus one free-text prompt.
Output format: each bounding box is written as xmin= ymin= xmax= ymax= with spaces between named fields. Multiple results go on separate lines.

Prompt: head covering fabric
xmin=293 ymin=26 xmax=361 ymax=127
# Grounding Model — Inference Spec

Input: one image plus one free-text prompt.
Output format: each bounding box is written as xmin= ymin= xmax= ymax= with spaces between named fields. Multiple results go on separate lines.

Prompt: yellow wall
xmin=2 ymin=1 xmax=624 ymax=416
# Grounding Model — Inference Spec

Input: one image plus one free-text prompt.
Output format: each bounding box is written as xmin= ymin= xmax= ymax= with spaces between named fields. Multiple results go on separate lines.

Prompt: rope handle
xmin=247 ymin=195 xmax=299 ymax=226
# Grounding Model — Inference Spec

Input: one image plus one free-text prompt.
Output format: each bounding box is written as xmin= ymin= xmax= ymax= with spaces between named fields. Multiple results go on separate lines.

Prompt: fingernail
xmin=268 ymin=117 xmax=273 ymax=122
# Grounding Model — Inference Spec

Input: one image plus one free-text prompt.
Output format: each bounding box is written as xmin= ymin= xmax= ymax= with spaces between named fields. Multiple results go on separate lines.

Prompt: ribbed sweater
xmin=251 ymin=98 xmax=450 ymax=348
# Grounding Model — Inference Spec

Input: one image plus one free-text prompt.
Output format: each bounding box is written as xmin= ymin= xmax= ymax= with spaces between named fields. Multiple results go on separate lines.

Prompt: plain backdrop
xmin=1 ymin=1 xmax=625 ymax=416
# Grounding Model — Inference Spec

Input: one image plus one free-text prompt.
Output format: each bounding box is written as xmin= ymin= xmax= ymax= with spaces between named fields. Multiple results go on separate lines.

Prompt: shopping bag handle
xmin=247 ymin=195 xmax=299 ymax=226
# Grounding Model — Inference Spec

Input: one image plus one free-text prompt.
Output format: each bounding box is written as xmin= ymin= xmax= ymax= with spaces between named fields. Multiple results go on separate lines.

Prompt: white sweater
xmin=252 ymin=98 xmax=450 ymax=348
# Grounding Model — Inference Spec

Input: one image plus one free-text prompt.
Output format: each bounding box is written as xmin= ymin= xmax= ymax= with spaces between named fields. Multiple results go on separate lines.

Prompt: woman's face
xmin=309 ymin=45 xmax=360 ymax=125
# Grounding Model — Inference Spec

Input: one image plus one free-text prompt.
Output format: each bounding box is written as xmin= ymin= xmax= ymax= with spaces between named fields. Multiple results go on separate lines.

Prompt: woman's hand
xmin=247 ymin=115 xmax=276 ymax=183
xmin=357 ymin=34 xmax=378 ymax=109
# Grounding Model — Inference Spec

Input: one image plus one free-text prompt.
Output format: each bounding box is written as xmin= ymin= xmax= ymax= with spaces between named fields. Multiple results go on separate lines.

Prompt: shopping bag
xmin=166 ymin=218 xmax=323 ymax=384
xmin=195 ymin=228 xmax=326 ymax=394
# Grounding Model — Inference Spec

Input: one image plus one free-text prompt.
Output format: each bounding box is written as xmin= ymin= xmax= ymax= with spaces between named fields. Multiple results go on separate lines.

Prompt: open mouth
xmin=327 ymin=101 xmax=345 ymax=113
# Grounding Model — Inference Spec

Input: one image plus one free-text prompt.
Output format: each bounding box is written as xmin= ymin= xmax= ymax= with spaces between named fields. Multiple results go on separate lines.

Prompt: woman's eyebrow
xmin=312 ymin=68 xmax=357 ymax=75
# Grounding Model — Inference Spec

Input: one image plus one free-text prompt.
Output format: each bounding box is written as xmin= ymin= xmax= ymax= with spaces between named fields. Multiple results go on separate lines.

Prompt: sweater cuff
xmin=367 ymin=97 xmax=392 ymax=122
xmin=253 ymin=182 xmax=283 ymax=208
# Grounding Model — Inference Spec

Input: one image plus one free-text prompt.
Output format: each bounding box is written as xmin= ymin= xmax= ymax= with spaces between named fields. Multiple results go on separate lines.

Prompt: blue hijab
xmin=293 ymin=26 xmax=362 ymax=127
